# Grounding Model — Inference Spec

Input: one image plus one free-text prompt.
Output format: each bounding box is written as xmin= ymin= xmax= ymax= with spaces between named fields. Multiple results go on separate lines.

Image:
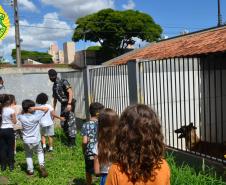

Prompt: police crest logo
xmin=0 ymin=5 xmax=10 ymax=41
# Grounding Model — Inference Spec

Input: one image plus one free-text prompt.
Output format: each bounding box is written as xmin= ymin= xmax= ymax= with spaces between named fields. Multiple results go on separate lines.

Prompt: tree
xmin=72 ymin=9 xmax=162 ymax=60
xmin=11 ymin=49 xmax=53 ymax=64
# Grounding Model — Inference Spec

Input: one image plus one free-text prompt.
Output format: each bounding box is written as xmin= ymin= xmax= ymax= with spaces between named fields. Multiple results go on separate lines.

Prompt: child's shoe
xmin=27 ymin=170 xmax=34 ymax=176
xmin=39 ymin=165 xmax=48 ymax=178
xmin=48 ymin=147 xmax=53 ymax=152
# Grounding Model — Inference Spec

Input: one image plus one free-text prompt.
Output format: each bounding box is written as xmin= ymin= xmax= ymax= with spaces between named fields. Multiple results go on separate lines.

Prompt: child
xmin=0 ymin=94 xmax=17 ymax=171
xmin=81 ymin=102 xmax=104 ymax=185
xmin=60 ymin=98 xmax=76 ymax=147
xmin=36 ymin=93 xmax=65 ymax=152
xmin=93 ymin=108 xmax=119 ymax=185
xmin=105 ymin=104 xmax=171 ymax=185
xmin=18 ymin=99 xmax=49 ymax=177
xmin=8 ymin=94 xmax=22 ymax=154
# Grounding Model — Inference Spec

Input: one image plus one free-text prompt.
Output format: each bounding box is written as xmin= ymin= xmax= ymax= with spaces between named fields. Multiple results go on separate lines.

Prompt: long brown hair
xmin=113 ymin=104 xmax=165 ymax=184
xmin=97 ymin=108 xmax=119 ymax=165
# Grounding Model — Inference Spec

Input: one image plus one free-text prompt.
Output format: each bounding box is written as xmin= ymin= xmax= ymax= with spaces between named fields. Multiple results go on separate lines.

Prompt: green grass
xmin=0 ymin=129 xmax=225 ymax=185
xmin=167 ymin=153 xmax=225 ymax=185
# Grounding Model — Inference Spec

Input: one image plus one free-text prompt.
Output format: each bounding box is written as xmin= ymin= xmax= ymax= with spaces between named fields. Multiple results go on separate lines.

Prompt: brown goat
xmin=175 ymin=123 xmax=226 ymax=160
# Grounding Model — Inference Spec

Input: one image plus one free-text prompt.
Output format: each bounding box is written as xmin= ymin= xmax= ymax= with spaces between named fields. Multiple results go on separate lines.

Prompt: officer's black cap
xmin=48 ymin=69 xmax=57 ymax=77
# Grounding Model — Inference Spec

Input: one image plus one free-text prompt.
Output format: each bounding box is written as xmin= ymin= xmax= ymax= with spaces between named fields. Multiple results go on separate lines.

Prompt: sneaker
xmin=48 ymin=147 xmax=53 ymax=152
xmin=39 ymin=166 xmax=48 ymax=178
xmin=27 ymin=170 xmax=34 ymax=176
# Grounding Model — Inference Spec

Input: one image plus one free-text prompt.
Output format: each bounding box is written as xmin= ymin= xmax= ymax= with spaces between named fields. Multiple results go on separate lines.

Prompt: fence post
xmin=127 ymin=59 xmax=139 ymax=105
xmin=83 ymin=66 xmax=91 ymax=120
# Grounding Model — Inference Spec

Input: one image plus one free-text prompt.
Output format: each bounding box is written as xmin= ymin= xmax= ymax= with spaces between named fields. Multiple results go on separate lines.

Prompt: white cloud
xmin=19 ymin=0 xmax=38 ymax=12
xmin=133 ymin=37 xmax=149 ymax=48
xmin=41 ymin=0 xmax=115 ymax=19
xmin=122 ymin=0 xmax=135 ymax=10
xmin=0 ymin=12 xmax=73 ymax=59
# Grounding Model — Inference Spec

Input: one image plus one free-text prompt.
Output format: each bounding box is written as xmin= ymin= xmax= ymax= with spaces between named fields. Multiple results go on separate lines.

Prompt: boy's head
xmin=22 ymin=99 xmax=35 ymax=113
xmin=89 ymin=102 xmax=104 ymax=117
xmin=36 ymin=93 xmax=48 ymax=105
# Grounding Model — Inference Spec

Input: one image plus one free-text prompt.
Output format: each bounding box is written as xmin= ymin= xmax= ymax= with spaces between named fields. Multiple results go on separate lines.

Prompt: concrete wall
xmin=0 ymin=67 xmax=79 ymax=116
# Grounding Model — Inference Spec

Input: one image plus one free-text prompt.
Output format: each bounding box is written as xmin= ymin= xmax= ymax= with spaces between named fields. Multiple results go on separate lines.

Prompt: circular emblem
xmin=0 ymin=5 xmax=10 ymax=41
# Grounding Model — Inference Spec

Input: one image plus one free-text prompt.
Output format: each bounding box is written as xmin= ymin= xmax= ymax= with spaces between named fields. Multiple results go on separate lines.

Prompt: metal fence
xmin=65 ymin=56 xmax=226 ymax=164
xmin=88 ymin=65 xmax=130 ymax=115
xmin=61 ymin=71 xmax=86 ymax=119
xmin=138 ymin=57 xmax=226 ymax=163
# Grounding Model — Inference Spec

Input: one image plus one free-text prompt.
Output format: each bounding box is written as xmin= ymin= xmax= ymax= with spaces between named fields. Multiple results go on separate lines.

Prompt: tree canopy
xmin=11 ymin=49 xmax=53 ymax=64
xmin=72 ymin=9 xmax=162 ymax=60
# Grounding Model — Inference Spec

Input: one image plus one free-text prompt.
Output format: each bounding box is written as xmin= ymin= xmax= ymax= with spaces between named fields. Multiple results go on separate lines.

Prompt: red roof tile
xmin=105 ymin=26 xmax=226 ymax=65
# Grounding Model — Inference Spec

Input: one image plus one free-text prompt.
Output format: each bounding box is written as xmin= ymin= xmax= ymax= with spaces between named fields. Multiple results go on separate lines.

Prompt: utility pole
xmin=218 ymin=0 xmax=222 ymax=26
xmin=13 ymin=0 xmax=21 ymax=67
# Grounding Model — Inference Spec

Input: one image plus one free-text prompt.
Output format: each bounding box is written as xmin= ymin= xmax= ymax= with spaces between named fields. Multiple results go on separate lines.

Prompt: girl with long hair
xmin=93 ymin=108 xmax=119 ymax=185
xmin=0 ymin=94 xmax=17 ymax=171
xmin=105 ymin=104 xmax=170 ymax=185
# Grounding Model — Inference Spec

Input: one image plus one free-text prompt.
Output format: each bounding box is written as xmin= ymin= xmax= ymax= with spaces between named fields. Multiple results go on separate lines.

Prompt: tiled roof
xmin=105 ymin=26 xmax=226 ymax=65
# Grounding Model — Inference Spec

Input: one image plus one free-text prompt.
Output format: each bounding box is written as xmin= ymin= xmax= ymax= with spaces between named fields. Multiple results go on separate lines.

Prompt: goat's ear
xmin=189 ymin=123 xmax=193 ymax=127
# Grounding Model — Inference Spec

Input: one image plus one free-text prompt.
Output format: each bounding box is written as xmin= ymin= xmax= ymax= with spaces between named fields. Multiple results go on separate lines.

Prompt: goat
xmin=174 ymin=123 xmax=226 ymax=160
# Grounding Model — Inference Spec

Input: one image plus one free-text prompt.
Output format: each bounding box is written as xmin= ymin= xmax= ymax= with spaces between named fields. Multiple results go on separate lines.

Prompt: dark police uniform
xmin=52 ymin=78 xmax=76 ymax=146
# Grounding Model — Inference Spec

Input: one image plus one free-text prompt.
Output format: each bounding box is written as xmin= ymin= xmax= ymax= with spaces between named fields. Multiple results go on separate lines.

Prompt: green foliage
xmin=72 ymin=9 xmax=162 ymax=60
xmin=86 ymin=46 xmax=102 ymax=51
xmin=166 ymin=153 xmax=225 ymax=185
xmin=11 ymin=49 xmax=53 ymax=64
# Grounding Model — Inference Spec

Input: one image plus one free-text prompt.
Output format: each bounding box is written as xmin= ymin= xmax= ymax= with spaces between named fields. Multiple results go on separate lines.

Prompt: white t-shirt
xmin=1 ymin=107 xmax=15 ymax=129
xmin=18 ymin=111 xmax=45 ymax=144
xmin=37 ymin=104 xmax=54 ymax=127
xmin=93 ymin=143 xmax=110 ymax=174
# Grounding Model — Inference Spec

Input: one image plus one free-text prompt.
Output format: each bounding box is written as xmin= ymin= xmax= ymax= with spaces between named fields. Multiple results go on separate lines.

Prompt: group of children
xmin=0 ymin=92 xmax=66 ymax=177
xmin=81 ymin=102 xmax=171 ymax=185
xmin=0 ymin=91 xmax=170 ymax=184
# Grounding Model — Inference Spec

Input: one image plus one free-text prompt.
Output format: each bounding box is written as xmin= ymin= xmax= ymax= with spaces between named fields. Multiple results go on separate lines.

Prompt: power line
xmin=19 ymin=24 xmax=200 ymax=35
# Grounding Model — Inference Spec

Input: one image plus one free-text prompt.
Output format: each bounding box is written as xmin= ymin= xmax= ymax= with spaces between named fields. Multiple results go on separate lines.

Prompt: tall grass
xmin=167 ymin=153 xmax=225 ymax=185
xmin=0 ymin=129 xmax=225 ymax=185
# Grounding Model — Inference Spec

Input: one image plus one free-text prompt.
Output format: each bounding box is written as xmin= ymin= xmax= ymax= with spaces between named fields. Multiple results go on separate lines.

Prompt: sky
xmin=0 ymin=0 xmax=226 ymax=62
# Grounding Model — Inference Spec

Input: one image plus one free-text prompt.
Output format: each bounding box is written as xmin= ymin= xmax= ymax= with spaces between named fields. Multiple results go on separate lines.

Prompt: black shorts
xmin=85 ymin=157 xmax=94 ymax=174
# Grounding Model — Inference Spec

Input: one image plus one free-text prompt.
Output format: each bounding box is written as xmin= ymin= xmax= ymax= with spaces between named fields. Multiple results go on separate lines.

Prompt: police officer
xmin=48 ymin=69 xmax=76 ymax=146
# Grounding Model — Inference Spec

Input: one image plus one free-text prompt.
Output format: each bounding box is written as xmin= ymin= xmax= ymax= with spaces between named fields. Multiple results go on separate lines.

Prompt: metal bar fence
xmin=88 ymin=65 xmax=130 ymax=115
xmin=138 ymin=57 xmax=226 ymax=163
xmin=61 ymin=71 xmax=86 ymax=119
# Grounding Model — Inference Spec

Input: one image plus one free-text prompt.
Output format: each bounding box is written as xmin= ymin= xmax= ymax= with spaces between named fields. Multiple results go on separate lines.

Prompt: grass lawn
xmin=0 ymin=129 xmax=225 ymax=185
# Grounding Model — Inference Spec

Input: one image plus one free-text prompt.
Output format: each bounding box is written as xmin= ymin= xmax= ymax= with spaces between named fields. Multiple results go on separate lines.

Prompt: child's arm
xmin=51 ymin=110 xmax=65 ymax=121
xmin=53 ymin=98 xmax=57 ymax=111
xmin=94 ymin=155 xmax=100 ymax=175
xmin=30 ymin=106 xmax=49 ymax=113
xmin=82 ymin=136 xmax=88 ymax=155
xmin=11 ymin=113 xmax=17 ymax=124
